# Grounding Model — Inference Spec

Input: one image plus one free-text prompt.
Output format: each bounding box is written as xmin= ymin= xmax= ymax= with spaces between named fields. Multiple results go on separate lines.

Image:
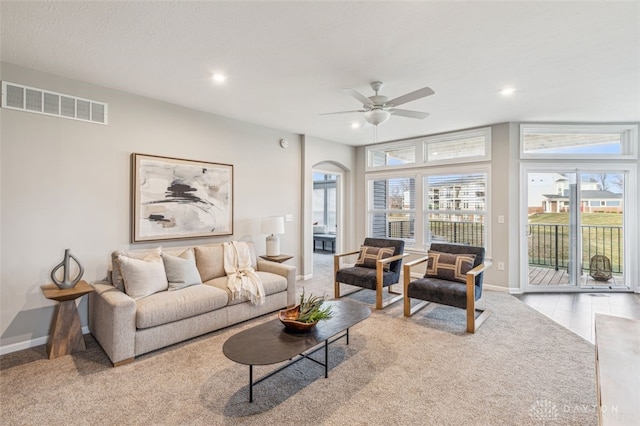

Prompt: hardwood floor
xmin=528 ymin=266 xmax=624 ymax=287
xmin=313 ymin=252 xmax=640 ymax=344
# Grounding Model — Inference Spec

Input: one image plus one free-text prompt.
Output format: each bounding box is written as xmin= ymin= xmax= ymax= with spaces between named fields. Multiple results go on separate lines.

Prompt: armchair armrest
xmin=377 ymin=252 xmax=409 ymax=289
xmin=88 ymin=282 xmax=136 ymax=366
xmin=467 ymin=260 xmax=492 ymax=278
xmin=466 ymin=261 xmax=492 ymax=333
xmin=377 ymin=252 xmax=408 ymax=266
xmin=334 ymin=249 xmax=360 ymax=259
xmin=333 ymin=249 xmax=361 ymax=272
xmin=403 ymin=256 xmax=429 ymax=291
xmin=465 ymin=260 xmax=492 ymax=297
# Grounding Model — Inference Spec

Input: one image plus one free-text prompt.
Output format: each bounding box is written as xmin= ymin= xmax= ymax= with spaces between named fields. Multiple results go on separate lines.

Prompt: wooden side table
xmin=40 ymin=280 xmax=94 ymax=359
xmin=259 ymin=254 xmax=293 ymax=263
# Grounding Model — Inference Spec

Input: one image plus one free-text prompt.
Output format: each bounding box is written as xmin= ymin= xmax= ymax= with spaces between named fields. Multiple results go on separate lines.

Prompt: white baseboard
xmin=0 ymin=326 xmax=90 ymax=356
xmin=484 ymin=284 xmax=511 ymax=293
xmin=300 ymin=274 xmax=313 ymax=281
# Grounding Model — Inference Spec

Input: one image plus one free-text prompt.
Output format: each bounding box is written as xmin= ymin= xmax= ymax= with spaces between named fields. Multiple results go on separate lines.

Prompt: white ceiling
xmin=1 ymin=1 xmax=639 ymax=146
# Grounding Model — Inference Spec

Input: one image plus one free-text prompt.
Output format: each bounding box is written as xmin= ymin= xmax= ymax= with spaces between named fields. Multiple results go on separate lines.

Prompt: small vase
xmin=51 ymin=249 xmax=84 ymax=289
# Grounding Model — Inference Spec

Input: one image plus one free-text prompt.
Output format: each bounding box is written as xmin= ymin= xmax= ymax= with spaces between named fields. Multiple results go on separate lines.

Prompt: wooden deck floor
xmin=529 ymin=266 xmax=622 ymax=287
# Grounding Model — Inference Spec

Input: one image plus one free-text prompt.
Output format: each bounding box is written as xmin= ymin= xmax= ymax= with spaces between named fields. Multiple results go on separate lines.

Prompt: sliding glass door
xmin=524 ymin=168 xmax=627 ymax=291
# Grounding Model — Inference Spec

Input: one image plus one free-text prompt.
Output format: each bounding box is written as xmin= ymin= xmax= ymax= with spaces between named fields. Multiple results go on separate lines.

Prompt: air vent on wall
xmin=1 ymin=81 xmax=108 ymax=125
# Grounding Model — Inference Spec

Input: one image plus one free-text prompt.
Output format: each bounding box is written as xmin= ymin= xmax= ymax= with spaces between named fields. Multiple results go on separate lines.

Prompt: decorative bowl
xmin=278 ymin=305 xmax=318 ymax=333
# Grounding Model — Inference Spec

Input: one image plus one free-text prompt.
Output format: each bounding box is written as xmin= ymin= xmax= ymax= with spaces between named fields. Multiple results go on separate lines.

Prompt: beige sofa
xmin=89 ymin=241 xmax=296 ymax=366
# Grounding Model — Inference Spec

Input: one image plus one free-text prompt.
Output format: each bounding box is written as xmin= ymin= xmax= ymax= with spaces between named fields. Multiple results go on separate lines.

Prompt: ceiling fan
xmin=321 ymin=81 xmax=435 ymax=126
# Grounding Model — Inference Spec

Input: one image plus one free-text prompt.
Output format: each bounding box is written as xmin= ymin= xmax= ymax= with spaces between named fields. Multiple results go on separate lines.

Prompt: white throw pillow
xmin=118 ymin=252 xmax=168 ymax=300
xmin=162 ymin=249 xmax=202 ymax=291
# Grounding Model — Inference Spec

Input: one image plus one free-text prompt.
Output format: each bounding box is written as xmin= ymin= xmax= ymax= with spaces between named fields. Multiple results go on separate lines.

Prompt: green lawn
xmin=528 ymin=212 xmax=623 ymax=226
xmin=528 ymin=212 xmax=623 ymax=272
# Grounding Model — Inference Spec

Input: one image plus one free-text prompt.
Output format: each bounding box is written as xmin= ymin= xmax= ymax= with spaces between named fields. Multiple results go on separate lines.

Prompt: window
xmin=365 ymin=127 xmax=491 ymax=250
xmin=367 ymin=144 xmax=415 ymax=169
xmin=313 ymin=173 xmax=337 ymax=232
xmin=520 ymin=124 xmax=637 ymax=159
xmin=367 ymin=176 xmax=415 ymax=244
xmin=424 ymin=127 xmax=491 ymax=165
xmin=425 ymin=173 xmax=487 ymax=246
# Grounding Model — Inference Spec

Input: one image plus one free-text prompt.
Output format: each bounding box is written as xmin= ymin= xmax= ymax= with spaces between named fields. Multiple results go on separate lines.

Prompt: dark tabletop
xmin=223 ymin=300 xmax=370 ymax=365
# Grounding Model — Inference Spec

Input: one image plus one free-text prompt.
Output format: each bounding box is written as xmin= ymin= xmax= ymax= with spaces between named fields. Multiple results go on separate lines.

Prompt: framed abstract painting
xmin=131 ymin=153 xmax=233 ymax=242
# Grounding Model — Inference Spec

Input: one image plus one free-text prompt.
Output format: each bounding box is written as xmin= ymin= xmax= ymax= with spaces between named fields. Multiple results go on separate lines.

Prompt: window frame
xmin=365 ymin=141 xmax=418 ymax=172
xmin=365 ymin=172 xmax=417 ymax=244
xmin=519 ymin=123 xmax=638 ymax=160
xmin=423 ymin=127 xmax=492 ymax=166
xmin=365 ymin=164 xmax=491 ymax=253
xmin=422 ymin=165 xmax=490 ymax=249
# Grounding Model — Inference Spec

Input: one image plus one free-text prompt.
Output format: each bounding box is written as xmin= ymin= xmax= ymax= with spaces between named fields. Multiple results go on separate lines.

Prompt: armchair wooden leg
xmin=465 ymin=276 xmax=492 ymax=332
xmin=334 ymin=256 xmax=341 ymax=299
xmin=403 ymin=265 xmax=429 ymax=316
xmin=374 ymin=267 xmax=402 ymax=310
xmin=466 ymin=307 xmax=492 ymax=333
xmin=406 ymin=300 xmax=430 ymax=317
xmin=403 ymin=265 xmax=412 ymax=316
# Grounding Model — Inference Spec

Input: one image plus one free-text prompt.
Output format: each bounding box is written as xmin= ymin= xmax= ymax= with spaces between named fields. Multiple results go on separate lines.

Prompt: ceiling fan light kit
xmin=321 ymin=81 xmax=434 ymax=128
xmin=364 ymin=109 xmax=391 ymax=126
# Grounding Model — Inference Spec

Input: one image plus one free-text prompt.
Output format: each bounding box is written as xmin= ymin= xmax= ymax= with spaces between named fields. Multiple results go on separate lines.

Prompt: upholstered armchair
xmin=334 ymin=238 xmax=407 ymax=309
xmin=403 ymin=243 xmax=491 ymax=333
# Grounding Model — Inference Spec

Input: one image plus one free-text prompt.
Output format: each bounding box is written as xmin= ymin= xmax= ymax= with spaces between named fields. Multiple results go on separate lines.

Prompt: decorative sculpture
xmin=51 ymin=249 xmax=84 ymax=289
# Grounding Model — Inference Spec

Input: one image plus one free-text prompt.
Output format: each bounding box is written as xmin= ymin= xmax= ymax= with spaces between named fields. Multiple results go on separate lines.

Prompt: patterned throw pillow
xmin=354 ymin=246 xmax=395 ymax=270
xmin=425 ymin=251 xmax=476 ymax=283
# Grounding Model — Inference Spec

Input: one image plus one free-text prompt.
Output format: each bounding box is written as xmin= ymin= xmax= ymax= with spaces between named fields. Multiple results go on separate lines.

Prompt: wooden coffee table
xmin=223 ymin=299 xmax=370 ymax=402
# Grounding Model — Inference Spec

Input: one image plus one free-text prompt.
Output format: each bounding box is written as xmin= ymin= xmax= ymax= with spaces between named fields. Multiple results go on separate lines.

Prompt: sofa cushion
xmin=111 ymin=247 xmax=162 ymax=291
xmin=162 ymin=249 xmax=202 ymax=291
xmin=205 ymin=271 xmax=287 ymax=306
xmin=135 ymin=284 xmax=228 ymax=329
xmin=194 ymin=245 xmax=225 ymax=282
xmin=425 ymin=251 xmax=476 ymax=283
xmin=118 ymin=252 xmax=169 ymax=300
xmin=355 ymin=246 xmax=394 ymax=270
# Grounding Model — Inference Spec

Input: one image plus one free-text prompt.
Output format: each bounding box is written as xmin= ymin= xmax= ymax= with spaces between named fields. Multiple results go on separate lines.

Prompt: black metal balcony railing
xmin=528 ymin=224 xmax=623 ymax=273
xmin=385 ymin=220 xmax=623 ymax=274
xmin=387 ymin=220 xmax=484 ymax=246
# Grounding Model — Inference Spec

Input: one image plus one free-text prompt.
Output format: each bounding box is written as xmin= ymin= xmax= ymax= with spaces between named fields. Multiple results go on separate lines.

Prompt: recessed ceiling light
xmin=212 ymin=73 xmax=227 ymax=83
xmin=500 ymin=87 xmax=516 ymax=96
xmin=351 ymin=122 xmax=361 ymax=129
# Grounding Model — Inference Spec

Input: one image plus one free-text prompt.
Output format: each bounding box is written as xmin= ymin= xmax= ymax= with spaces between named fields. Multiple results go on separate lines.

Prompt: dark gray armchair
xmin=334 ymin=238 xmax=407 ymax=309
xmin=403 ymin=243 xmax=491 ymax=333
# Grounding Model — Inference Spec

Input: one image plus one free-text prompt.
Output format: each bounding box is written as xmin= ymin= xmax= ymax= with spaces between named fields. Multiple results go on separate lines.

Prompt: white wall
xmin=0 ymin=62 xmax=306 ymax=350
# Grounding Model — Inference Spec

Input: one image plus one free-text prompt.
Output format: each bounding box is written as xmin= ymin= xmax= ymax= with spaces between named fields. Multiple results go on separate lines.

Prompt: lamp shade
xmin=261 ymin=216 xmax=285 ymax=235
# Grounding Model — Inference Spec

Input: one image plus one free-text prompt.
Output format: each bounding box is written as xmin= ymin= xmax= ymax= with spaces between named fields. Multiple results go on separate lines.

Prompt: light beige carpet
xmin=1 ymin=284 xmax=596 ymax=425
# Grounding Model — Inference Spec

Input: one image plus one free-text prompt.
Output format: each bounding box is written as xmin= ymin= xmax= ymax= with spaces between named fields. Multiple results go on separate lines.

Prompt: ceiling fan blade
xmin=344 ymin=88 xmax=374 ymax=107
xmin=386 ymin=87 xmax=435 ymax=107
xmin=319 ymin=110 xmax=366 ymax=116
xmin=390 ymin=109 xmax=429 ymax=119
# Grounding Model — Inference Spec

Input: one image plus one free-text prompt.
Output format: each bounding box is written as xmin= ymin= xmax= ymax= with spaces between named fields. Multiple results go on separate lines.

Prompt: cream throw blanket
xmin=223 ymin=241 xmax=264 ymax=305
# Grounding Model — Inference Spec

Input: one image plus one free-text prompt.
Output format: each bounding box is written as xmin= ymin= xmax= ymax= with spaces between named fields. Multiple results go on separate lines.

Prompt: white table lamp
xmin=261 ymin=216 xmax=285 ymax=256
